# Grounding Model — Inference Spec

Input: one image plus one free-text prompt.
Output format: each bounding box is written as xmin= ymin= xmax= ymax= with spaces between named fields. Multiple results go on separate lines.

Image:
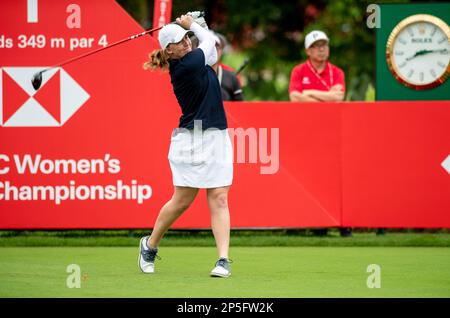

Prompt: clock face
xmin=386 ymin=14 xmax=450 ymax=90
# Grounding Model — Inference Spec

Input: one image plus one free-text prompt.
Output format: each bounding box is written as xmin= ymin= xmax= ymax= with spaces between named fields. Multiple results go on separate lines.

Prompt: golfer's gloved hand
xmin=187 ymin=11 xmax=208 ymax=30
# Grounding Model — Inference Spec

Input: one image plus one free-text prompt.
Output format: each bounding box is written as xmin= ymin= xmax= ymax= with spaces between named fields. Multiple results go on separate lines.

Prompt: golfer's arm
xmin=190 ymin=23 xmax=217 ymax=66
xmin=289 ymin=90 xmax=321 ymax=102
xmin=304 ymin=89 xmax=344 ymax=102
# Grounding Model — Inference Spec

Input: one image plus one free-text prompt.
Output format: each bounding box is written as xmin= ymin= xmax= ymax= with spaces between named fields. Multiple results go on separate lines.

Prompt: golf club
xmin=235 ymin=58 xmax=250 ymax=75
xmin=31 ymin=25 xmax=164 ymax=91
xmin=31 ymin=11 xmax=207 ymax=91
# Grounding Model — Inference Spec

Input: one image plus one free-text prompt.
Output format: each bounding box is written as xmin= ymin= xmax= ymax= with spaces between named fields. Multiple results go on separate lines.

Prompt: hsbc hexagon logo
xmin=0 ymin=67 xmax=89 ymax=127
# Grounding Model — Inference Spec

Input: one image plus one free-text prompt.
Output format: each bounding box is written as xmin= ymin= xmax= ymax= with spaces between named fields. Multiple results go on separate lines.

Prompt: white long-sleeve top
xmin=189 ymin=22 xmax=217 ymax=66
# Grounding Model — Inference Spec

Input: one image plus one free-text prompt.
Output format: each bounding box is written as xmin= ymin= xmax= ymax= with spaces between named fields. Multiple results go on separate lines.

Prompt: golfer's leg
xmin=207 ymin=186 xmax=230 ymax=259
xmin=148 ymin=186 xmax=198 ymax=248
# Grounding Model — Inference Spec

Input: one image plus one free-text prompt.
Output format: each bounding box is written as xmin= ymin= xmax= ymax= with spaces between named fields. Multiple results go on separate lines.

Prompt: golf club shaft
xmin=235 ymin=58 xmax=249 ymax=75
xmin=40 ymin=25 xmax=163 ymax=74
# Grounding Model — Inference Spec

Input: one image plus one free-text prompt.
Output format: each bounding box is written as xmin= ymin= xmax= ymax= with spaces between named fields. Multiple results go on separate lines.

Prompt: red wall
xmin=341 ymin=102 xmax=450 ymax=228
xmin=223 ymin=101 xmax=450 ymax=229
xmin=1 ymin=101 xmax=449 ymax=229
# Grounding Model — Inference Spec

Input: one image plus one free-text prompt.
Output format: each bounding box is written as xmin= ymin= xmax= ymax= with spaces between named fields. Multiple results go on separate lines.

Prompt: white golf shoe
xmin=210 ymin=258 xmax=232 ymax=277
xmin=138 ymin=236 xmax=159 ymax=274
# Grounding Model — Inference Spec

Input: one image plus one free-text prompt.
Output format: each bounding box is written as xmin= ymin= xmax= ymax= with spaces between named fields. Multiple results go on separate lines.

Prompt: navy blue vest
xmin=169 ymin=49 xmax=228 ymax=130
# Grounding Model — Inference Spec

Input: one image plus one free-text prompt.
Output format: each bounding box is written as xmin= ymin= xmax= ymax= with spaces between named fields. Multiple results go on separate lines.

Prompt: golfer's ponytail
xmin=143 ymin=49 xmax=169 ymax=71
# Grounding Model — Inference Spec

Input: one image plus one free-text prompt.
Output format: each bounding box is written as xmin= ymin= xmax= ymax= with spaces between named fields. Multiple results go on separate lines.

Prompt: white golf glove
xmin=187 ymin=11 xmax=208 ymax=30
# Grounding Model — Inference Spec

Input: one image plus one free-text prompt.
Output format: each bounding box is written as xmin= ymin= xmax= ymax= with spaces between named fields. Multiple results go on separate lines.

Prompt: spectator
xmin=289 ymin=30 xmax=345 ymax=102
xmin=289 ymin=30 xmax=350 ymax=237
xmin=211 ymin=32 xmax=244 ymax=101
xmin=214 ymin=33 xmax=243 ymax=83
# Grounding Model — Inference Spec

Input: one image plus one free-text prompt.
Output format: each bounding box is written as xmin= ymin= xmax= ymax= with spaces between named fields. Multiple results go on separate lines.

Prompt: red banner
xmin=341 ymin=102 xmax=450 ymax=228
xmin=152 ymin=0 xmax=172 ymax=39
xmin=1 ymin=1 xmax=449 ymax=229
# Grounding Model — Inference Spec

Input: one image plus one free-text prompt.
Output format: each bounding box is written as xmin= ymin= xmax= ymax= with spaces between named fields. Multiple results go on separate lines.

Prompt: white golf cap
xmin=304 ymin=30 xmax=329 ymax=49
xmin=158 ymin=24 xmax=191 ymax=49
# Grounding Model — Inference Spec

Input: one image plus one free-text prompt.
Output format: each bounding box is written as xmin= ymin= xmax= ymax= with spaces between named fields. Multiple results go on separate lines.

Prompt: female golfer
xmin=138 ymin=14 xmax=233 ymax=277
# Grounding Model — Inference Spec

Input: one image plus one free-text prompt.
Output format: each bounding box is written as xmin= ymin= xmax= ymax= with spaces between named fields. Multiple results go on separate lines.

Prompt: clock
xmin=386 ymin=14 xmax=450 ymax=90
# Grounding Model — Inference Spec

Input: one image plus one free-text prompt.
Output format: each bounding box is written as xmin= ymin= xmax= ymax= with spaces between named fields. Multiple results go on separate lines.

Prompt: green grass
xmin=0 ymin=246 xmax=449 ymax=297
xmin=1 ymin=232 xmax=450 ymax=247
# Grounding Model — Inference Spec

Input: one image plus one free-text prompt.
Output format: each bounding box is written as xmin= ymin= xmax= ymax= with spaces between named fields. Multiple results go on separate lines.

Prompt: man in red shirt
xmin=289 ymin=30 xmax=345 ymax=102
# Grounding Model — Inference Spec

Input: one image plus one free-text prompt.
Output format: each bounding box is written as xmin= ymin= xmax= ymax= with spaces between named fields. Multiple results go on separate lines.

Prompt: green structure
xmin=376 ymin=3 xmax=450 ymax=101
